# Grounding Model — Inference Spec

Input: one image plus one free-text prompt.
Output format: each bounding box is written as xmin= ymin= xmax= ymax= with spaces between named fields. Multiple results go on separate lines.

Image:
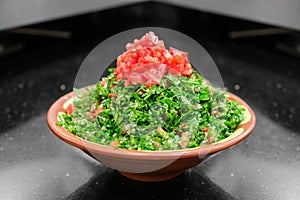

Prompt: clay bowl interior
xmin=47 ymin=88 xmax=255 ymax=182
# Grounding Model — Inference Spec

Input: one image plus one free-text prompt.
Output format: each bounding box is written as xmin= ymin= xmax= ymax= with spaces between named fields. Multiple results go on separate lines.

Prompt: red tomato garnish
xmin=95 ymin=106 xmax=104 ymax=115
xmin=108 ymin=93 xmax=118 ymax=99
xmin=201 ymin=127 xmax=210 ymax=132
xmin=145 ymin=80 xmax=157 ymax=88
xmin=89 ymin=104 xmax=104 ymax=120
xmin=114 ymin=32 xmax=194 ymax=87
xmin=181 ymin=68 xmax=194 ymax=76
xmin=167 ymin=68 xmax=181 ymax=77
xmin=65 ymin=104 xmax=74 ymax=114
xmin=110 ymin=141 xmax=119 ymax=147
xmin=100 ymin=80 xmax=106 ymax=87
xmin=228 ymin=96 xmax=235 ymax=101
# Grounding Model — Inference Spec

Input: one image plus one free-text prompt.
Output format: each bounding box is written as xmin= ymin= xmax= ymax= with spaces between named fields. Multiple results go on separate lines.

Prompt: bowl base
xmin=118 ymin=170 xmax=184 ymax=182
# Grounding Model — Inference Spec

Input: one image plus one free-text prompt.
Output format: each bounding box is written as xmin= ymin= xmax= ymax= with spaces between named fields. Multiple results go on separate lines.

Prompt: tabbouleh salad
xmin=57 ymin=32 xmax=245 ymax=151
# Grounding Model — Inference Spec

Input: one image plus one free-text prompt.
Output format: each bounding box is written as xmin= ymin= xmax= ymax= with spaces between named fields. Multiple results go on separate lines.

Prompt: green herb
xmin=57 ymin=68 xmax=244 ymax=151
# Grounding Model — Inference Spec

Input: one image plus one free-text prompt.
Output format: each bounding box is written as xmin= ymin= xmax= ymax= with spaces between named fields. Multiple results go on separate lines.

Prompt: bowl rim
xmin=47 ymin=86 xmax=256 ymax=160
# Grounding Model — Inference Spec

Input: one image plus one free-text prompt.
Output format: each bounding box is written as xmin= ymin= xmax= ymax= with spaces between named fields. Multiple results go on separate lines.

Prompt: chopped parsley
xmin=57 ymin=69 xmax=244 ymax=151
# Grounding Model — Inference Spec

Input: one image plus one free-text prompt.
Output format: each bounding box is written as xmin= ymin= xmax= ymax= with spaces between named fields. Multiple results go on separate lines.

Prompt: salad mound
xmin=57 ymin=32 xmax=245 ymax=151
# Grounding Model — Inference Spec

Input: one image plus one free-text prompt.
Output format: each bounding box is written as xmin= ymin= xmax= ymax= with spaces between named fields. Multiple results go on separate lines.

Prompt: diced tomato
xmin=168 ymin=68 xmax=181 ymax=77
xmin=65 ymin=104 xmax=74 ymax=114
xmin=145 ymin=80 xmax=156 ymax=88
xmin=156 ymin=126 xmax=167 ymax=134
xmin=181 ymin=68 xmax=194 ymax=76
xmin=127 ymin=73 xmax=148 ymax=85
xmin=114 ymin=32 xmax=194 ymax=87
xmin=228 ymin=96 xmax=235 ymax=101
xmin=108 ymin=93 xmax=118 ymax=99
xmin=133 ymin=65 xmax=147 ymax=73
xmin=124 ymin=79 xmax=130 ymax=87
xmin=110 ymin=141 xmax=119 ymax=148
xmin=89 ymin=104 xmax=104 ymax=120
xmin=95 ymin=106 xmax=104 ymax=115
xmin=170 ymin=55 xmax=185 ymax=67
xmin=100 ymin=80 xmax=106 ymax=87
xmin=116 ymin=55 xmax=122 ymax=67
xmin=169 ymin=47 xmax=188 ymax=59
xmin=201 ymin=127 xmax=210 ymax=132
xmin=118 ymin=74 xmax=124 ymax=80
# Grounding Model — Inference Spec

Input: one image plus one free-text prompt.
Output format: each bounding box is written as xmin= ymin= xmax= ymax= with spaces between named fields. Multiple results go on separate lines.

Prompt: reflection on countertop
xmin=0 ymin=2 xmax=300 ymax=200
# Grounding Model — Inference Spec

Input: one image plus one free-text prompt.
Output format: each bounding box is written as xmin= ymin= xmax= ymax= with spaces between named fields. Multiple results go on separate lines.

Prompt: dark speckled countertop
xmin=0 ymin=2 xmax=300 ymax=200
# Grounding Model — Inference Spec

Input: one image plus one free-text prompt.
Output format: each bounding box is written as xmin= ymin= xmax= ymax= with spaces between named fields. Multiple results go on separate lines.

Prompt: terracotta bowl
xmin=47 ymin=88 xmax=255 ymax=182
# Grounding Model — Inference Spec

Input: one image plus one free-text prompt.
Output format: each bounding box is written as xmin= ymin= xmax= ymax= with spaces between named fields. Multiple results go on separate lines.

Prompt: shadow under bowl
xmin=47 ymin=88 xmax=255 ymax=182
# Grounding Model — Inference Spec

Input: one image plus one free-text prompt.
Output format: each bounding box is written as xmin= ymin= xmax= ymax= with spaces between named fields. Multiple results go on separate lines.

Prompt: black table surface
xmin=0 ymin=2 xmax=299 ymax=200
